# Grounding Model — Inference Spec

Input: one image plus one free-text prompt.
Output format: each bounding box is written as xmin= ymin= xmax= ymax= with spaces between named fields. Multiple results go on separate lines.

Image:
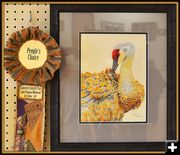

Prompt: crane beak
xmin=112 ymin=59 xmax=118 ymax=72
xmin=118 ymin=51 xmax=126 ymax=66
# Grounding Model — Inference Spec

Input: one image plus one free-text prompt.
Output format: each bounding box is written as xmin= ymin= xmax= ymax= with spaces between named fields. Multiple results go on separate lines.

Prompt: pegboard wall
xmin=3 ymin=2 xmax=50 ymax=152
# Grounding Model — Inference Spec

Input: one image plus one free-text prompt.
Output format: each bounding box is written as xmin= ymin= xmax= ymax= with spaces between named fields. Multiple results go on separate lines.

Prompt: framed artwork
xmin=50 ymin=2 xmax=178 ymax=153
xmin=132 ymin=22 xmax=157 ymax=41
xmin=80 ymin=32 xmax=148 ymax=123
xmin=100 ymin=21 xmax=125 ymax=31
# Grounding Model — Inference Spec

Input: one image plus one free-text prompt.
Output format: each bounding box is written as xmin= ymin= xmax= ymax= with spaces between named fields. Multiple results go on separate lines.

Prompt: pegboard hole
xmin=14 ymin=11 xmax=16 ymax=13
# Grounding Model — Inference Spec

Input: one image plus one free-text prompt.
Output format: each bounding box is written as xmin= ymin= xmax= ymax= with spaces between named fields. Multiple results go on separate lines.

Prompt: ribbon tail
xmin=24 ymin=99 xmax=45 ymax=151
xmin=25 ymin=112 xmax=44 ymax=151
xmin=14 ymin=83 xmax=45 ymax=152
xmin=14 ymin=99 xmax=28 ymax=151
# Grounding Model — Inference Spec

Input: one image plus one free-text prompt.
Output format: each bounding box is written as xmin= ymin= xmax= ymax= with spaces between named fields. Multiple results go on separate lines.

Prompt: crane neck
xmin=118 ymin=56 xmax=134 ymax=82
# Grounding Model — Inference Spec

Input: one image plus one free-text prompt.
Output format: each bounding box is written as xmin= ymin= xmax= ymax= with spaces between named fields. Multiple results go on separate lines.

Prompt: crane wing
xmin=81 ymin=69 xmax=119 ymax=105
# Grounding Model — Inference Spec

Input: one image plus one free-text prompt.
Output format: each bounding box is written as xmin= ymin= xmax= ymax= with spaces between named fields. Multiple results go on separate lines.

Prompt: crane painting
xmin=80 ymin=33 xmax=147 ymax=123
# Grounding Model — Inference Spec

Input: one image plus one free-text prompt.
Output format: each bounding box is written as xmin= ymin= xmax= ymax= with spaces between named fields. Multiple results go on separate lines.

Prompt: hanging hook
xmin=26 ymin=11 xmax=33 ymax=28
xmin=29 ymin=11 xmax=32 ymax=22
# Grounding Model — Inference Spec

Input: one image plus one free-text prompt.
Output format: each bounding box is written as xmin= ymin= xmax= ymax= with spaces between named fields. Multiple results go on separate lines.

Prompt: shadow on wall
xmin=149 ymin=60 xmax=165 ymax=123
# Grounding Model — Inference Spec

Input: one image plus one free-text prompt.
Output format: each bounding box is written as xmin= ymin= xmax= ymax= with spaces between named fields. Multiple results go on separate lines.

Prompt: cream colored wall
xmin=3 ymin=2 xmax=50 ymax=152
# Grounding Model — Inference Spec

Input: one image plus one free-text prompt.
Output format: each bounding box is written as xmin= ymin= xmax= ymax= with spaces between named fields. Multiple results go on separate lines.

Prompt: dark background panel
xmin=50 ymin=3 xmax=177 ymax=152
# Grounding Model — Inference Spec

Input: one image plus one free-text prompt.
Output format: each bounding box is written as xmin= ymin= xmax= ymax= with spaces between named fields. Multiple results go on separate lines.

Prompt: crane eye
xmin=122 ymin=45 xmax=129 ymax=52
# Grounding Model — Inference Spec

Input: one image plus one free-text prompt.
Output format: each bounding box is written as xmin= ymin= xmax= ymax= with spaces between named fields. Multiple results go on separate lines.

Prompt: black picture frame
xmin=50 ymin=2 xmax=178 ymax=152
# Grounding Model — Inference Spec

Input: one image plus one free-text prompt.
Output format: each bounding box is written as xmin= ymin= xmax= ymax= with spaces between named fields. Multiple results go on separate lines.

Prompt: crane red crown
xmin=112 ymin=49 xmax=120 ymax=60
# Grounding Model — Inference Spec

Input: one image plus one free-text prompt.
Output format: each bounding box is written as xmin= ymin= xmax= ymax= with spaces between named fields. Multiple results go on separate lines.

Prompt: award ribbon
xmin=4 ymin=27 xmax=61 ymax=151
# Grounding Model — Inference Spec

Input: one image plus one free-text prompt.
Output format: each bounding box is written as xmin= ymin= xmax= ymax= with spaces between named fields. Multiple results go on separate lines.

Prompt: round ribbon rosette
xmin=4 ymin=26 xmax=62 ymax=85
